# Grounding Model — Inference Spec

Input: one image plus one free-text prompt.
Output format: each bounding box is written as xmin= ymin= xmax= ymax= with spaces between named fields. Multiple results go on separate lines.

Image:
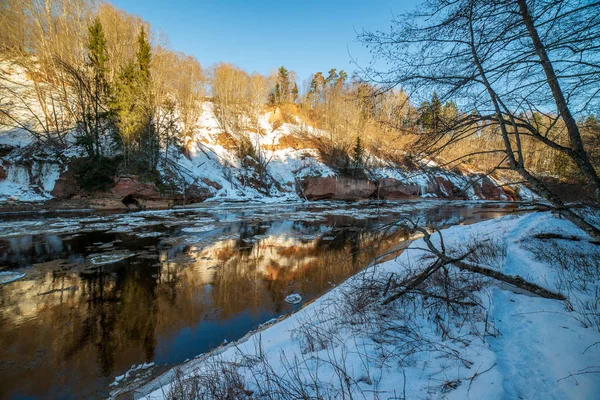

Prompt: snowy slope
xmin=0 ymin=64 xmax=524 ymax=204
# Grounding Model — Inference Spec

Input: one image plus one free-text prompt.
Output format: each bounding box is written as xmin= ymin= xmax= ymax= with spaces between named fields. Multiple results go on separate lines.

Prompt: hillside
xmin=0 ymin=66 xmax=526 ymax=210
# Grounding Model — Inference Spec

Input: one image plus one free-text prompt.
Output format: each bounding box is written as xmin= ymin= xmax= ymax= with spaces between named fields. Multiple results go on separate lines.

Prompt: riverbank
xmin=130 ymin=210 xmax=600 ymax=400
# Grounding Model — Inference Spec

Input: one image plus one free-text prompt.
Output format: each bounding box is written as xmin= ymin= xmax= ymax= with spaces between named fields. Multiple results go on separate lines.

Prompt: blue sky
xmin=109 ymin=0 xmax=419 ymax=85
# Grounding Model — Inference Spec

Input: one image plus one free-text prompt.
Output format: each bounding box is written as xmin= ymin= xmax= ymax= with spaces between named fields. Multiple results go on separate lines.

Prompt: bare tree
xmin=359 ymin=0 xmax=600 ymax=239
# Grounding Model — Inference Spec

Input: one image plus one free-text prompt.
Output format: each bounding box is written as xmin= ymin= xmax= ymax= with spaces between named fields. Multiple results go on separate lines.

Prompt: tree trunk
xmin=517 ymin=0 xmax=600 ymax=200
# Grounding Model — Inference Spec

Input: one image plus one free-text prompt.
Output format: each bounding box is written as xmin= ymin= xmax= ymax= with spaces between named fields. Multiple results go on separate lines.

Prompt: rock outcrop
xmin=51 ymin=177 xmax=80 ymax=199
xmin=110 ymin=176 xmax=161 ymax=200
xmin=379 ymin=178 xmax=422 ymax=199
xmin=299 ymin=174 xmax=519 ymax=201
xmin=184 ymin=184 xmax=214 ymax=203
xmin=0 ymin=161 xmax=7 ymax=181
xmin=300 ymin=177 xmax=377 ymax=200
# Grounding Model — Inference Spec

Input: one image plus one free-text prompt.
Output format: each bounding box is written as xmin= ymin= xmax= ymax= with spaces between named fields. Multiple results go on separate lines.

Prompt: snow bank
xmin=0 ymin=271 xmax=26 ymax=285
xmin=133 ymin=211 xmax=600 ymax=400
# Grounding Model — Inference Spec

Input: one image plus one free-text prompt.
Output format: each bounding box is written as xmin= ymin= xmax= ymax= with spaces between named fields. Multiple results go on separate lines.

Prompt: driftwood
xmin=383 ymin=225 xmax=566 ymax=305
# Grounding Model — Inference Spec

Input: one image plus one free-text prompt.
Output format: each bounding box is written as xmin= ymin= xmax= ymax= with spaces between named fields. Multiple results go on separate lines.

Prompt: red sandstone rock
xmin=301 ymin=177 xmax=376 ymax=200
xmin=434 ymin=176 xmax=466 ymax=199
xmin=184 ymin=184 xmax=214 ymax=203
xmin=378 ymin=178 xmax=420 ymax=199
xmin=201 ymin=178 xmax=223 ymax=191
xmin=333 ymin=178 xmax=377 ymax=200
xmin=51 ymin=178 xmax=80 ymax=199
xmin=110 ymin=176 xmax=161 ymax=199
xmin=302 ymin=177 xmax=337 ymax=200
xmin=479 ymin=175 xmax=503 ymax=200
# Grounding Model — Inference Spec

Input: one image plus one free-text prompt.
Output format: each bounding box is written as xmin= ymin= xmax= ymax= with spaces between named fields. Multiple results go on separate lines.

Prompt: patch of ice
xmin=135 ymin=231 xmax=164 ymax=238
xmin=88 ymin=252 xmax=135 ymax=265
xmin=110 ymin=362 xmax=155 ymax=387
xmin=0 ymin=271 xmax=26 ymax=285
xmin=182 ymin=225 xmax=215 ymax=233
xmin=284 ymin=293 xmax=302 ymax=304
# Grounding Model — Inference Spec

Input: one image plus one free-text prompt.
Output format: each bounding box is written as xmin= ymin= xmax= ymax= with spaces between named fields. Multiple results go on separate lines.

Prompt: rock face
xmin=110 ymin=176 xmax=161 ymax=200
xmin=300 ymin=177 xmax=336 ymax=200
xmin=184 ymin=184 xmax=213 ymax=203
xmin=0 ymin=162 xmax=7 ymax=181
xmin=50 ymin=167 xmax=80 ymax=199
xmin=479 ymin=175 xmax=503 ymax=199
xmin=51 ymin=177 xmax=80 ymax=199
xmin=378 ymin=178 xmax=421 ymax=199
xmin=300 ymin=174 xmax=519 ymax=201
xmin=201 ymin=178 xmax=222 ymax=191
xmin=434 ymin=176 xmax=467 ymax=199
xmin=300 ymin=177 xmax=377 ymax=200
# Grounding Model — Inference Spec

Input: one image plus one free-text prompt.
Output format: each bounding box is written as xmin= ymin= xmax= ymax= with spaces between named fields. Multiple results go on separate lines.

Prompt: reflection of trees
xmin=1 ymin=205 xmax=499 ymax=398
xmin=66 ymin=259 xmax=161 ymax=376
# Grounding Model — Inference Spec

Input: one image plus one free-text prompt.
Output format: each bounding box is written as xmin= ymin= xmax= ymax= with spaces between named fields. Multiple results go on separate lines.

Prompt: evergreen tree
xmin=326 ymin=68 xmax=338 ymax=87
xmin=418 ymin=92 xmax=443 ymax=131
xmin=113 ymin=26 xmax=156 ymax=170
xmin=335 ymin=70 xmax=348 ymax=90
xmin=70 ymin=17 xmax=112 ymax=158
xmin=136 ymin=26 xmax=152 ymax=82
xmin=272 ymin=83 xmax=281 ymax=105
xmin=275 ymin=66 xmax=290 ymax=104
xmin=113 ymin=61 xmax=142 ymax=158
xmin=430 ymin=92 xmax=442 ymax=131
xmin=309 ymin=72 xmax=325 ymax=107
xmin=87 ymin=18 xmax=108 ymax=87
xmin=352 ymin=136 xmax=364 ymax=168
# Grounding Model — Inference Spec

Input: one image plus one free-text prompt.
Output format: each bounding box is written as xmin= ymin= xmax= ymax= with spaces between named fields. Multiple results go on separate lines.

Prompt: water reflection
xmin=0 ymin=201 xmax=515 ymax=399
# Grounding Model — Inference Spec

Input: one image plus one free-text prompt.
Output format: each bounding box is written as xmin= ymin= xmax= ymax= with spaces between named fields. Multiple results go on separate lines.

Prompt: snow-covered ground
xmin=130 ymin=211 xmax=600 ymax=399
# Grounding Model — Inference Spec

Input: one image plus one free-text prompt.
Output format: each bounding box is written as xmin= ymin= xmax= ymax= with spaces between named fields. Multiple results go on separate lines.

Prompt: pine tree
xmin=352 ymin=136 xmax=364 ymax=168
xmin=272 ymin=83 xmax=281 ymax=105
xmin=418 ymin=92 xmax=443 ymax=131
xmin=87 ymin=18 xmax=108 ymax=86
xmin=335 ymin=70 xmax=347 ymax=90
xmin=276 ymin=66 xmax=290 ymax=104
xmin=326 ymin=68 xmax=338 ymax=87
xmin=136 ymin=26 xmax=152 ymax=82
xmin=113 ymin=26 xmax=156 ymax=170
xmin=73 ymin=17 xmax=111 ymax=158
xmin=309 ymin=72 xmax=325 ymax=107
xmin=430 ymin=92 xmax=442 ymax=131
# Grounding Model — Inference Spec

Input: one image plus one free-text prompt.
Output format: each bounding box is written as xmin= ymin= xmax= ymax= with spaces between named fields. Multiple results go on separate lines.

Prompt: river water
xmin=0 ymin=200 xmax=518 ymax=399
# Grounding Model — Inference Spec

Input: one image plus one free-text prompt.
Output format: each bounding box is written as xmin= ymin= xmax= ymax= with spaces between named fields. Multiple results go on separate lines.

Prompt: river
xmin=0 ymin=200 xmax=518 ymax=399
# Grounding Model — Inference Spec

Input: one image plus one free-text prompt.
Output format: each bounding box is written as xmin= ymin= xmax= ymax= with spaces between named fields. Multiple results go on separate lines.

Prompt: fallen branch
xmin=383 ymin=224 xmax=566 ymax=305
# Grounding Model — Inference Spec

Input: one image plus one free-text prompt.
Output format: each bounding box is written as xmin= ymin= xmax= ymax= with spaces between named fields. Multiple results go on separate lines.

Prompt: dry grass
xmin=523 ymin=228 xmax=600 ymax=332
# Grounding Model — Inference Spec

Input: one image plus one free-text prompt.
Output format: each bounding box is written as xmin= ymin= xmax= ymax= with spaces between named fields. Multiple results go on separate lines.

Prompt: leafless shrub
xmin=165 ymin=360 xmax=249 ymax=400
xmin=462 ymin=235 xmax=507 ymax=270
xmin=291 ymin=314 xmax=338 ymax=354
xmin=523 ymin=234 xmax=600 ymax=332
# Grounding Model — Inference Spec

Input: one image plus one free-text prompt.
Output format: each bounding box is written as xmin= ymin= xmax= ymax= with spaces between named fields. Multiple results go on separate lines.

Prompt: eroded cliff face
xmin=0 ymin=100 xmax=524 ymax=209
xmin=299 ymin=173 xmax=519 ymax=202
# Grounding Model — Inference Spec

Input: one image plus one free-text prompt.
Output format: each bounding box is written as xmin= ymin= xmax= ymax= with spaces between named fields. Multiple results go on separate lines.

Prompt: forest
xmin=2 ymin=0 xmax=598 ymax=196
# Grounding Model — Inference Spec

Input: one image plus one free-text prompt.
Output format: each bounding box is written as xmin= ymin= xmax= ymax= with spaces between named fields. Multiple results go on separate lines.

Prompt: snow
xmin=111 ymin=363 xmax=155 ymax=387
xmin=284 ymin=293 xmax=303 ymax=304
xmin=181 ymin=225 xmax=215 ymax=233
xmin=0 ymin=271 xmax=26 ymax=285
xmin=133 ymin=211 xmax=600 ymax=400
xmin=88 ymin=251 xmax=135 ymax=265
